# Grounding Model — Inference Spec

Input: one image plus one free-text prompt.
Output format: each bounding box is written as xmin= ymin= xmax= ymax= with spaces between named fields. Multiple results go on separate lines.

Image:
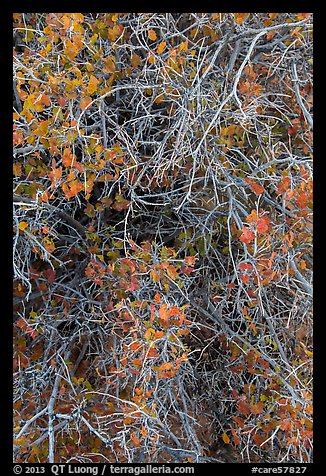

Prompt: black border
xmin=4 ymin=4 xmax=320 ymax=473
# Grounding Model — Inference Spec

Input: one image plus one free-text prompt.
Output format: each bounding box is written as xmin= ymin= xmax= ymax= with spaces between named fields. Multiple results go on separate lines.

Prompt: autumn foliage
xmin=13 ymin=13 xmax=312 ymax=464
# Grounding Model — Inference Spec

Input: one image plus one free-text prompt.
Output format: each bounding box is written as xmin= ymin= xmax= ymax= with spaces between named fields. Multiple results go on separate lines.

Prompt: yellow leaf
xmin=148 ymin=29 xmax=157 ymax=41
xmin=86 ymin=75 xmax=99 ymax=95
xmin=95 ymin=367 xmax=104 ymax=377
xmin=150 ymin=268 xmax=160 ymax=283
xmin=157 ymin=41 xmax=166 ymax=54
xmin=144 ymin=328 xmax=155 ymax=341
xmin=103 ymin=56 xmax=116 ymax=73
xmin=178 ymin=40 xmax=188 ymax=52
xmin=222 ymin=432 xmax=230 ymax=444
xmin=234 ymin=13 xmax=249 ymax=25
xmin=18 ymin=221 xmax=29 ymax=231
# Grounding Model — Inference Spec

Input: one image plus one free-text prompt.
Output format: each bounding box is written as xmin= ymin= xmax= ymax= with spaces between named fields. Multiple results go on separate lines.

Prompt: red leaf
xmin=253 ymin=433 xmax=267 ymax=446
xmin=238 ymin=399 xmax=251 ymax=416
xmin=276 ymin=177 xmax=291 ymax=195
xmin=232 ymin=389 xmax=239 ymax=400
xmin=43 ymin=268 xmax=56 ymax=285
xmin=239 ymin=262 xmax=253 ymax=271
xmin=239 ymin=227 xmax=255 ymax=244
xmin=57 ymin=96 xmax=67 ymax=107
xmin=240 ymin=275 xmax=250 ymax=284
xmin=256 ymin=215 xmax=270 ymax=234
xmin=180 ymin=266 xmax=194 ymax=275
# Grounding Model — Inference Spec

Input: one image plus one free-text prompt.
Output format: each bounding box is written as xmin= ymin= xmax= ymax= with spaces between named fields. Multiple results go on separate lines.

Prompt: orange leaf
xmin=167 ymin=307 xmax=180 ymax=319
xmin=132 ymin=359 xmax=143 ymax=367
xmin=297 ymin=13 xmax=311 ymax=20
xmin=41 ymin=94 xmax=51 ymax=106
xmin=103 ymin=56 xmax=116 ymax=73
xmin=148 ymin=29 xmax=157 ymax=41
xmin=229 ymin=425 xmax=241 ymax=445
xmin=251 ymin=402 xmax=263 ymax=415
xmin=157 ymin=362 xmax=174 ymax=372
xmin=129 ymin=342 xmax=142 ymax=351
xmin=49 ymin=165 xmax=62 ymax=184
xmin=62 ymin=148 xmax=74 ymax=167
xmin=150 ymin=269 xmax=160 ymax=283
xmin=123 ymin=417 xmax=134 ymax=425
xmin=154 ymin=293 xmax=161 ymax=304
xmin=154 ymin=330 xmax=165 ymax=339
xmin=80 ymin=96 xmax=92 ymax=110
xmin=285 ymin=189 xmax=295 ymax=200
xmin=166 ymin=264 xmax=178 ymax=280
xmin=245 ymin=177 xmax=265 ymax=195
xmin=147 ymin=346 xmax=159 ymax=358
xmin=184 ymin=256 xmax=196 ymax=266
xmin=70 ymin=181 xmax=83 ymax=196
xmin=276 ymin=177 xmax=291 ymax=195
xmin=13 ymin=162 xmax=22 ymax=177
xmin=62 ymin=180 xmax=83 ymax=199
xmin=222 ymin=432 xmax=230 ymax=444
xmin=149 ymin=303 xmax=156 ymax=321
xmin=180 ymin=266 xmax=194 ymax=275
xmin=130 ymin=433 xmax=141 ymax=447
xmin=178 ymin=40 xmax=188 ymax=52
xmin=158 ymin=304 xmax=169 ymax=322
xmin=246 ymin=210 xmax=258 ymax=224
